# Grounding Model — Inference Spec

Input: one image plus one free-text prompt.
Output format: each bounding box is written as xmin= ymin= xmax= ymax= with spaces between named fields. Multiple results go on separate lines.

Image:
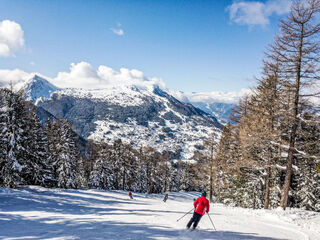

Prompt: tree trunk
xmin=280 ymin=23 xmax=303 ymax=210
xmin=280 ymin=128 xmax=296 ymax=209
xmin=209 ymin=163 xmax=213 ymax=202
xmin=164 ymin=168 xmax=168 ymax=192
xmin=264 ymin=165 xmax=271 ymax=209
xmin=122 ymin=168 xmax=125 ymax=190
xmin=209 ymin=144 xmax=214 ymax=202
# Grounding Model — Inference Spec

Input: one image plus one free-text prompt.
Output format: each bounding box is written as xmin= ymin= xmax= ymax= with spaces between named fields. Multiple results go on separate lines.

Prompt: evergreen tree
xmin=26 ymin=109 xmax=54 ymax=186
xmin=77 ymin=155 xmax=87 ymax=188
xmin=89 ymin=142 xmax=111 ymax=189
xmin=159 ymin=152 xmax=171 ymax=193
xmin=47 ymin=118 xmax=60 ymax=185
xmin=0 ymin=89 xmax=54 ymax=188
xmin=109 ymin=139 xmax=124 ymax=189
xmin=0 ymin=90 xmax=31 ymax=187
xmin=54 ymin=120 xmax=78 ymax=189
xmin=179 ymin=162 xmax=196 ymax=191
xmin=133 ymin=147 xmax=148 ymax=192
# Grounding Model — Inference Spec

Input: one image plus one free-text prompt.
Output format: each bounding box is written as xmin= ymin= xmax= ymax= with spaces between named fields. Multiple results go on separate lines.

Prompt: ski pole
xmin=176 ymin=208 xmax=194 ymax=222
xmin=206 ymin=212 xmax=216 ymax=231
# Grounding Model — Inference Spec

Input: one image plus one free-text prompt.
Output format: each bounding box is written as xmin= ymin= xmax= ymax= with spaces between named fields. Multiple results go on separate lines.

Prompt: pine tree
xmin=55 ymin=120 xmax=78 ymax=189
xmin=120 ymin=143 xmax=135 ymax=190
xmin=0 ymin=90 xmax=9 ymax=186
xmin=26 ymin=109 xmax=54 ymax=186
xmin=47 ymin=119 xmax=60 ymax=185
xmin=77 ymin=155 xmax=87 ymax=188
xmin=133 ymin=147 xmax=148 ymax=192
xmin=159 ymin=152 xmax=170 ymax=193
xmin=109 ymin=139 xmax=124 ymax=189
xmin=123 ymin=145 xmax=137 ymax=191
xmin=179 ymin=162 xmax=196 ymax=191
xmin=268 ymin=0 xmax=320 ymax=210
xmin=0 ymin=90 xmax=30 ymax=187
xmin=89 ymin=142 xmax=111 ymax=189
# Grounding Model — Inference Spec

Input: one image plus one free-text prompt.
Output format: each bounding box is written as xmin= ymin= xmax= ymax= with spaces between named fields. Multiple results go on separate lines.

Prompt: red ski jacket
xmin=194 ymin=196 xmax=210 ymax=215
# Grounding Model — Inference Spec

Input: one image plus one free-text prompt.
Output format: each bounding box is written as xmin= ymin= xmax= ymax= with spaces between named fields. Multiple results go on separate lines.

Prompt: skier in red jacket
xmin=187 ymin=191 xmax=210 ymax=230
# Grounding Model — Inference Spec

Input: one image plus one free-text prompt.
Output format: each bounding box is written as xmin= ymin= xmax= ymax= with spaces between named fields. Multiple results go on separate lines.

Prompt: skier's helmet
xmin=202 ymin=191 xmax=207 ymax=197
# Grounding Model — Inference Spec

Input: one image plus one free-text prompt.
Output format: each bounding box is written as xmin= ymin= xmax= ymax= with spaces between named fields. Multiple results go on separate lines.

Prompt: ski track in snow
xmin=0 ymin=187 xmax=319 ymax=240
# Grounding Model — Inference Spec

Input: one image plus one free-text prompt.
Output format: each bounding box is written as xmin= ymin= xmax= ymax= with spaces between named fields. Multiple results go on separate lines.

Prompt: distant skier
xmin=129 ymin=191 xmax=133 ymax=199
xmin=186 ymin=191 xmax=210 ymax=230
xmin=163 ymin=193 xmax=168 ymax=202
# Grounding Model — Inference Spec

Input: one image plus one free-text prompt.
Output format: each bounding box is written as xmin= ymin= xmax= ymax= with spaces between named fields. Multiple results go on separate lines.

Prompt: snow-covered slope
xmin=1 ymin=186 xmax=319 ymax=240
xmin=20 ymin=75 xmax=222 ymax=159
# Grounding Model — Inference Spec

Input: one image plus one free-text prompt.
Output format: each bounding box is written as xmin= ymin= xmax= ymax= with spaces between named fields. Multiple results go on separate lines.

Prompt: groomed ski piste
xmin=1 ymin=186 xmax=319 ymax=240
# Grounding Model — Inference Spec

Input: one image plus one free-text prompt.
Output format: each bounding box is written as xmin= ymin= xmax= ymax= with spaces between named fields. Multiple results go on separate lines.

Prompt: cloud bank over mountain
xmin=53 ymin=62 xmax=166 ymax=90
xmin=0 ymin=69 xmax=32 ymax=89
xmin=0 ymin=62 xmax=249 ymax=104
xmin=171 ymin=89 xmax=251 ymax=104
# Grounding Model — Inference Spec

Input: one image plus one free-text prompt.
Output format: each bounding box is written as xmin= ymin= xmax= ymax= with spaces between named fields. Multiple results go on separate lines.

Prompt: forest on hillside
xmin=0 ymin=87 xmax=207 ymax=193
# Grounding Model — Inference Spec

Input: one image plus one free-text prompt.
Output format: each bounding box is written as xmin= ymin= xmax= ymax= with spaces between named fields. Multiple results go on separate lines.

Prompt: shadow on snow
xmin=0 ymin=187 xmax=289 ymax=240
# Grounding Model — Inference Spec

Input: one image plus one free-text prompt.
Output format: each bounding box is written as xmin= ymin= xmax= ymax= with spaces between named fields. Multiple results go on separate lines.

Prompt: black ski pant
xmin=187 ymin=212 xmax=203 ymax=229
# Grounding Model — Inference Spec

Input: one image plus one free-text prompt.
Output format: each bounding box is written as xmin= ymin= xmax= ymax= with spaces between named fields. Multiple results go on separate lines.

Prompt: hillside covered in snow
xmin=19 ymin=75 xmax=223 ymax=159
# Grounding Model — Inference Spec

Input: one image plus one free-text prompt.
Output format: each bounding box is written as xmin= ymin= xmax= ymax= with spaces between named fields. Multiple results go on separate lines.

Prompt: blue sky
xmin=0 ymin=0 xmax=291 ymax=92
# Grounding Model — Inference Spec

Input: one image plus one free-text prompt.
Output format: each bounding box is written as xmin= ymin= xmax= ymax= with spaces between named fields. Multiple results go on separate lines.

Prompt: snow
xmin=17 ymin=74 xmax=223 ymax=160
xmin=56 ymin=86 xmax=146 ymax=107
xmin=0 ymin=106 xmax=9 ymax=112
xmin=22 ymin=75 xmax=60 ymax=103
xmin=89 ymin=114 xmax=219 ymax=159
xmin=1 ymin=186 xmax=319 ymax=240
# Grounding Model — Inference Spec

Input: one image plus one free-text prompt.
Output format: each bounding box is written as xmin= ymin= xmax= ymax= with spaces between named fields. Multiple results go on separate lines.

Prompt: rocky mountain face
xmin=21 ymin=75 xmax=223 ymax=160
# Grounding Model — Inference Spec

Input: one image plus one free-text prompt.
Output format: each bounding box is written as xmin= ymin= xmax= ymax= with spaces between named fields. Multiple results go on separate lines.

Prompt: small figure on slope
xmin=186 ymin=191 xmax=210 ymax=230
xmin=129 ymin=191 xmax=133 ymax=199
xmin=163 ymin=193 xmax=168 ymax=202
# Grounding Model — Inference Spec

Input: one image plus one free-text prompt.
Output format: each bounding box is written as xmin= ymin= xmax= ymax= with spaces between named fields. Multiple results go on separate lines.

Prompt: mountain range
xmin=19 ymin=75 xmax=229 ymax=160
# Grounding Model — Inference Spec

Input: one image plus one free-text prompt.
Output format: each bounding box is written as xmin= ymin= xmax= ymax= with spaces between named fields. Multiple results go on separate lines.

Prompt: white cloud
xmin=0 ymin=20 xmax=25 ymax=57
xmin=170 ymin=89 xmax=252 ymax=104
xmin=227 ymin=0 xmax=291 ymax=27
xmin=111 ymin=28 xmax=124 ymax=36
xmin=52 ymin=62 xmax=165 ymax=90
xmin=0 ymin=62 xmax=166 ymax=91
xmin=0 ymin=69 xmax=31 ymax=88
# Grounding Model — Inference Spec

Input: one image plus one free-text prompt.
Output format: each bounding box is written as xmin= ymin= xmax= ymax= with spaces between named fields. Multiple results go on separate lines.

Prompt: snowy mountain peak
xmin=21 ymin=74 xmax=60 ymax=103
xmin=17 ymin=75 xmax=223 ymax=159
